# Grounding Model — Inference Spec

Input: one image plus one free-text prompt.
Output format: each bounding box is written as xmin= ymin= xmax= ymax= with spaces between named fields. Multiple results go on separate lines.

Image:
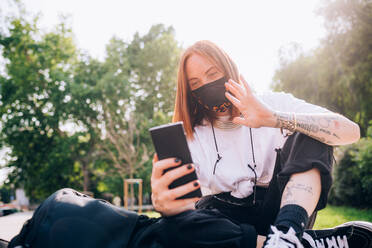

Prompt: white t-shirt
xmin=187 ymin=91 xmax=330 ymax=198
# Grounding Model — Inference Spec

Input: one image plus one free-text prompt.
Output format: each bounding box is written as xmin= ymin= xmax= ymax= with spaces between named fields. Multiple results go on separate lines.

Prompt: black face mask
xmin=192 ymin=77 xmax=232 ymax=113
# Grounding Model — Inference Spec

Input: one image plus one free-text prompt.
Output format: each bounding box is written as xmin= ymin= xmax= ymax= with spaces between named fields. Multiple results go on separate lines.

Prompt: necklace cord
xmin=211 ymin=122 xmax=222 ymax=175
xmin=249 ymin=128 xmax=256 ymax=165
xmin=248 ymin=128 xmax=257 ymax=205
xmin=211 ymin=122 xmax=258 ymax=205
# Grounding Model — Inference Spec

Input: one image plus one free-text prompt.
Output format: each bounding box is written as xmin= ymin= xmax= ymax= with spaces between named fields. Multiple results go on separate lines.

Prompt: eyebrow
xmin=188 ymin=66 xmax=217 ymax=81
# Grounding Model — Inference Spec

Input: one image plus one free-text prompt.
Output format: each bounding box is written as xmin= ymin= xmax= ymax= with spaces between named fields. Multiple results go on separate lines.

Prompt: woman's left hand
xmin=225 ymin=75 xmax=276 ymax=128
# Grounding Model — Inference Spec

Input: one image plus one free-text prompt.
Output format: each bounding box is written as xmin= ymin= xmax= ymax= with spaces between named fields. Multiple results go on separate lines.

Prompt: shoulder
xmin=257 ymin=90 xmax=295 ymax=101
xmin=257 ymin=91 xmax=330 ymax=113
xmin=257 ymin=91 xmax=296 ymax=108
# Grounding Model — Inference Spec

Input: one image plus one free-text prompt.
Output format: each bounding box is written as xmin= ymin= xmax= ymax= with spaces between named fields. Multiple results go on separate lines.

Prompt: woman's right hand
xmin=151 ymin=154 xmax=201 ymax=217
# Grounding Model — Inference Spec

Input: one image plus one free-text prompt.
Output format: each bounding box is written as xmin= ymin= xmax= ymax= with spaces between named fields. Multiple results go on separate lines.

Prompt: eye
xmin=190 ymin=80 xmax=199 ymax=87
xmin=207 ymin=69 xmax=219 ymax=78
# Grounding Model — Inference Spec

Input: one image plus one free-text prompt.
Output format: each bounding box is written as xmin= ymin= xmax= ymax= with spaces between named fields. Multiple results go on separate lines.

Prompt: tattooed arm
xmin=224 ymin=76 xmax=360 ymax=145
xmin=281 ymin=168 xmax=321 ymax=216
xmin=273 ymin=112 xmax=360 ymax=146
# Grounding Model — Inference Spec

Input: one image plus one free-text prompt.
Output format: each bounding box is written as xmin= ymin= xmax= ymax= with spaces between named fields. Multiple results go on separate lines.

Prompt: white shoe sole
xmin=303 ymin=220 xmax=372 ymax=248
xmin=337 ymin=221 xmax=372 ymax=232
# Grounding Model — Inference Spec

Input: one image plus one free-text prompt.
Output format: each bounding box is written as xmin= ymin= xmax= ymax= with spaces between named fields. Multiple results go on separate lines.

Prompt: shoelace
xmin=302 ymin=232 xmax=349 ymax=248
xmin=264 ymin=226 xmax=304 ymax=248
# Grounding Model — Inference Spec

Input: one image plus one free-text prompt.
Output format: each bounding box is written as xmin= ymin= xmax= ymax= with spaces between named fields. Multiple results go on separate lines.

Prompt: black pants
xmin=9 ymin=189 xmax=257 ymax=248
xmin=9 ymin=133 xmax=333 ymax=248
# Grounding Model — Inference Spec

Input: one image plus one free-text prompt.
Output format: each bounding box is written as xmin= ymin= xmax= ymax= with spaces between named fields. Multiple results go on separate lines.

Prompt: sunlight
xmin=23 ymin=0 xmax=325 ymax=92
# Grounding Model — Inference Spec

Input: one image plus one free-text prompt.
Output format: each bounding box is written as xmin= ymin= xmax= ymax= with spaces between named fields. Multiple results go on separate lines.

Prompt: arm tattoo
xmin=282 ymin=184 xmax=298 ymax=205
xmin=297 ymin=122 xmax=319 ymax=133
xmin=319 ymin=128 xmax=331 ymax=135
xmin=274 ymin=112 xmax=342 ymax=145
xmin=333 ymin=133 xmax=341 ymax=139
xmin=282 ymin=179 xmax=314 ymax=206
xmin=295 ymin=115 xmax=341 ymax=144
xmin=290 ymin=183 xmax=313 ymax=195
xmin=274 ymin=112 xmax=292 ymax=129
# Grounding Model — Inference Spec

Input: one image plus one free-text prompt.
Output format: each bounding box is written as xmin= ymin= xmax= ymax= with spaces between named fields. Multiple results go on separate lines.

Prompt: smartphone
xmin=149 ymin=121 xmax=202 ymax=199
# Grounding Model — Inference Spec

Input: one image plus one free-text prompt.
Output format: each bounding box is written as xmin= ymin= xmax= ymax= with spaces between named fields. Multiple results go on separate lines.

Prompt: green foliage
xmin=272 ymin=0 xmax=372 ymax=209
xmin=127 ymin=24 xmax=181 ymax=118
xmin=0 ymin=4 xmax=181 ymax=202
xmin=351 ymin=132 xmax=372 ymax=204
xmin=314 ymin=205 xmax=372 ymax=229
xmin=71 ymin=28 xmax=178 ymax=198
xmin=328 ymin=126 xmax=372 ymax=207
xmin=0 ymin=184 xmax=13 ymax=203
xmin=272 ymin=0 xmax=372 ymax=136
xmin=0 ymin=12 xmax=86 ymax=201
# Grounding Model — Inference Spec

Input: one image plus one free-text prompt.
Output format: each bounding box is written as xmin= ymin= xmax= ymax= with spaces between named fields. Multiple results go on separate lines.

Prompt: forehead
xmin=185 ymin=53 xmax=216 ymax=79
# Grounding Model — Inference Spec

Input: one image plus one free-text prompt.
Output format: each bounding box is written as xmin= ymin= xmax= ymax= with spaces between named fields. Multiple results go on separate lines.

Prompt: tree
xmin=0 ymin=2 xmax=182 ymax=201
xmin=127 ymin=24 xmax=182 ymax=118
xmin=0 ymin=11 xmax=93 ymax=200
xmin=272 ymin=0 xmax=372 ymax=136
xmin=329 ymin=122 xmax=372 ymax=207
xmin=98 ymin=111 xmax=149 ymax=203
xmin=71 ymin=26 xmax=180 ymax=200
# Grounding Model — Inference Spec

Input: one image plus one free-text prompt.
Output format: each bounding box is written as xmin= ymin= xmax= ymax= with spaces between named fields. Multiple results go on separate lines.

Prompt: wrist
xmin=274 ymin=111 xmax=297 ymax=136
xmin=265 ymin=110 xmax=278 ymax=128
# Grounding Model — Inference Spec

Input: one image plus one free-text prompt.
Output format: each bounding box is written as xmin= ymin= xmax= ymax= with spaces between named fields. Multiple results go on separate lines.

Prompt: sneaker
xmin=264 ymin=226 xmax=304 ymax=248
xmin=302 ymin=221 xmax=372 ymax=248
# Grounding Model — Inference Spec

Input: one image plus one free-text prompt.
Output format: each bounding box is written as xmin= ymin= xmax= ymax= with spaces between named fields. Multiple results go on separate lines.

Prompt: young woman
xmin=9 ymin=41 xmax=371 ymax=248
xmin=150 ymin=40 xmax=364 ymax=247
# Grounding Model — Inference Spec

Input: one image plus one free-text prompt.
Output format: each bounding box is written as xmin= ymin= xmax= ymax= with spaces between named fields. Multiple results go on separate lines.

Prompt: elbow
xmin=348 ymin=122 xmax=361 ymax=144
xmin=334 ymin=118 xmax=360 ymax=146
xmin=353 ymin=122 xmax=361 ymax=142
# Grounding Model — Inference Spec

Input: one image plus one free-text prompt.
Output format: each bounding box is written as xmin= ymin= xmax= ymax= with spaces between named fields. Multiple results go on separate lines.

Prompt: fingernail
xmin=187 ymin=164 xmax=193 ymax=170
xmin=193 ymin=182 xmax=199 ymax=187
xmin=175 ymin=158 xmax=180 ymax=163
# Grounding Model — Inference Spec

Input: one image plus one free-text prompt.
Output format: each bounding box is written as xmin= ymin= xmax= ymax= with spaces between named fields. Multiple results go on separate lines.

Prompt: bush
xmin=0 ymin=185 xmax=13 ymax=203
xmin=329 ymin=127 xmax=372 ymax=207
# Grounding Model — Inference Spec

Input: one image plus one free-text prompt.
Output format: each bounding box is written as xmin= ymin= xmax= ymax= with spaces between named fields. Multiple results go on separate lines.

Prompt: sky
xmin=0 ymin=0 xmax=327 ymax=184
xmin=21 ymin=0 xmax=326 ymax=92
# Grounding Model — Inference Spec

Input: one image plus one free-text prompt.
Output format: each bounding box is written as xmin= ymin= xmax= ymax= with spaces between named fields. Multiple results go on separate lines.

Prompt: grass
xmin=313 ymin=205 xmax=372 ymax=229
xmin=143 ymin=205 xmax=372 ymax=230
xmin=143 ymin=211 xmax=161 ymax=218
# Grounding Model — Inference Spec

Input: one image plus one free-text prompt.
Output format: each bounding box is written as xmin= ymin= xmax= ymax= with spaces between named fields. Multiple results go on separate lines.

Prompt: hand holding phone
xmin=149 ymin=122 xmax=202 ymax=199
xmin=151 ymin=154 xmax=201 ymax=216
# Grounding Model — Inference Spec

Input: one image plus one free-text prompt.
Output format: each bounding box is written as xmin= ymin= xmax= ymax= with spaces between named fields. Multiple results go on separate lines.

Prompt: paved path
xmin=0 ymin=211 xmax=33 ymax=241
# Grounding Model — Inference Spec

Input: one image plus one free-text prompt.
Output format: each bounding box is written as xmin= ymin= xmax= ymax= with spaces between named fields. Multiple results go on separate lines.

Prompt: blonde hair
xmin=172 ymin=40 xmax=241 ymax=138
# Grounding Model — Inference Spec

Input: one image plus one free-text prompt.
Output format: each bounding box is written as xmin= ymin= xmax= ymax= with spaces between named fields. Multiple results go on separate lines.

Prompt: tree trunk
xmin=129 ymin=170 xmax=134 ymax=208
xmin=82 ymin=161 xmax=89 ymax=192
xmin=123 ymin=176 xmax=127 ymax=208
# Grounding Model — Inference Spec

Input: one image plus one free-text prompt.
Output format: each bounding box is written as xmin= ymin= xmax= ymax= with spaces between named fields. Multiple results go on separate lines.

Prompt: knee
xmin=54 ymin=188 xmax=77 ymax=197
